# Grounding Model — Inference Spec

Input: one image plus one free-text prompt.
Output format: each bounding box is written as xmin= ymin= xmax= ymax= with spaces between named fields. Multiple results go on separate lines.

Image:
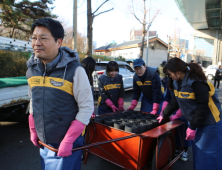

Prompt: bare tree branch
xmin=94 ymin=8 xmax=114 ymax=18
xmin=146 ymin=9 xmax=159 ymax=30
xmin=131 ymin=13 xmax=143 ymax=24
xmin=128 ymin=0 xmax=143 ymax=24
xmin=92 ymin=0 xmax=109 ymax=15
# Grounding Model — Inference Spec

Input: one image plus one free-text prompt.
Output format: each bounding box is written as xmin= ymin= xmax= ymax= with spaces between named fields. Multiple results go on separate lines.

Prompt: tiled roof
xmin=95 ymin=36 xmax=168 ymax=52
xmin=110 ymin=36 xmax=157 ymax=49
xmin=94 ymin=44 xmax=116 ymax=51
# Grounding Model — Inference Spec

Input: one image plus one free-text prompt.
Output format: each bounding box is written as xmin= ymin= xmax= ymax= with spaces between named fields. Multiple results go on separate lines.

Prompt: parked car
xmin=204 ymin=65 xmax=218 ymax=80
xmin=93 ymin=61 xmax=135 ymax=92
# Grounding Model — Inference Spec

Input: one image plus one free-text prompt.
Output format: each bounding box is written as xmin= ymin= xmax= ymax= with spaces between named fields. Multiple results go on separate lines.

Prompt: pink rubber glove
xmin=91 ymin=106 xmax=96 ymax=118
xmin=157 ymin=115 xmax=164 ymax=123
xmin=105 ymin=99 xmax=118 ymax=112
xmin=118 ymin=98 xmax=125 ymax=111
xmin=58 ymin=120 xmax=85 ymax=157
xmin=127 ymin=99 xmax=138 ymax=110
xmin=150 ymin=103 xmax=160 ymax=115
xmin=28 ymin=114 xmax=40 ymax=148
xmin=159 ymin=101 xmax=169 ymax=116
xmin=91 ymin=111 xmax=96 ymax=118
xmin=170 ymin=109 xmax=183 ymax=121
xmin=185 ymin=128 xmax=196 ymax=140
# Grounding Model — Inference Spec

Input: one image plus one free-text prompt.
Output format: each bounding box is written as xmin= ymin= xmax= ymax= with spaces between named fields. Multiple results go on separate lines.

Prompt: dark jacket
xmin=215 ymin=69 xmax=222 ymax=80
xmin=163 ymin=71 xmax=221 ymax=129
xmin=132 ymin=67 xmax=162 ymax=103
xmin=98 ymin=71 xmax=124 ymax=110
xmin=26 ymin=47 xmax=81 ymax=143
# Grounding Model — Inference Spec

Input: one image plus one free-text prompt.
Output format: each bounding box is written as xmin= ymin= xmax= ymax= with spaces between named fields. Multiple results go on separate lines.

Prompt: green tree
xmin=0 ymin=0 xmax=56 ymax=39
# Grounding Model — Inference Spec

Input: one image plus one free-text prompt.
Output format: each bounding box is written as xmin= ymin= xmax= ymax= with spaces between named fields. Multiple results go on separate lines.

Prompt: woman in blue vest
xmin=157 ymin=57 xmax=222 ymax=170
xmin=98 ymin=61 xmax=125 ymax=115
xmin=159 ymin=78 xmax=191 ymax=161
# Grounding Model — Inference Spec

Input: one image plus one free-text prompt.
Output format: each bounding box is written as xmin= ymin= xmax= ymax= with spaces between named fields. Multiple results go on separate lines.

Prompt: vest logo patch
xmin=50 ymin=79 xmax=63 ymax=87
xmin=31 ymin=79 xmax=40 ymax=84
xmin=144 ymin=81 xmax=151 ymax=85
xmin=136 ymin=81 xmax=143 ymax=86
xmin=180 ymin=94 xmax=189 ymax=98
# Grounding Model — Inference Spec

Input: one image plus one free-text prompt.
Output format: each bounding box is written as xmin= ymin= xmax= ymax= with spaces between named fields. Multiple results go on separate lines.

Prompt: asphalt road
xmin=4 ymin=84 xmax=221 ymax=170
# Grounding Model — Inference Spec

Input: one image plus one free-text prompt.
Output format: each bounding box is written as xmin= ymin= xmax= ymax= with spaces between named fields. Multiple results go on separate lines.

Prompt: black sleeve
xmin=151 ymin=73 xmax=162 ymax=103
xmin=164 ymin=87 xmax=171 ymax=102
xmin=190 ymin=81 xmax=210 ymax=129
xmin=132 ymin=78 xmax=141 ymax=101
xmin=162 ymin=91 xmax=179 ymax=118
xmin=119 ymin=76 xmax=125 ymax=98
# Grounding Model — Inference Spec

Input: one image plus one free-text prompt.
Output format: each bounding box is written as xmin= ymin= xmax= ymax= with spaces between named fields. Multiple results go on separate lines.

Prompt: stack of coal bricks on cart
xmin=93 ymin=110 xmax=164 ymax=134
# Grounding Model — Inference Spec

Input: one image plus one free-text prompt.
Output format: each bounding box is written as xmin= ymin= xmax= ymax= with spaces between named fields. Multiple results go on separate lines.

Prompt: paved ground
xmin=0 ymin=80 xmax=220 ymax=170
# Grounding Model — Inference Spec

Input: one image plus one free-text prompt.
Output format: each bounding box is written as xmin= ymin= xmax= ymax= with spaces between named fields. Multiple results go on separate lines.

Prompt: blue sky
xmin=52 ymin=0 xmax=194 ymax=49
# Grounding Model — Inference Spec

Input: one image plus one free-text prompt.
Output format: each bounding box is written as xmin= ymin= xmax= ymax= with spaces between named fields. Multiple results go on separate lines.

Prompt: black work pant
xmin=214 ymin=79 xmax=220 ymax=89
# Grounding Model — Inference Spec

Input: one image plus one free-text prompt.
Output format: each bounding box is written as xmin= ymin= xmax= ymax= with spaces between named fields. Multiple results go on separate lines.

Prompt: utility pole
xmin=73 ymin=0 xmax=77 ymax=52
xmin=167 ymin=35 xmax=170 ymax=61
xmin=145 ymin=0 xmax=151 ymax=66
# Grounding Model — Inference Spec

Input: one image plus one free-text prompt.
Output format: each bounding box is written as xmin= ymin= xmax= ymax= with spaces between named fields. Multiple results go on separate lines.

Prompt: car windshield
xmin=95 ymin=63 xmax=107 ymax=71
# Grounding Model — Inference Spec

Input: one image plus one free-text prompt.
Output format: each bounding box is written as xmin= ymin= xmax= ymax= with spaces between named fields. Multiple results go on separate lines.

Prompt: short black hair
xmin=106 ymin=61 xmax=119 ymax=73
xmin=31 ymin=17 xmax=64 ymax=41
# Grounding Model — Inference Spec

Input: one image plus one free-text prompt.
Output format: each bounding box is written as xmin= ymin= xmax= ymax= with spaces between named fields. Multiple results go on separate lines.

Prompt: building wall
xmin=143 ymin=48 xmax=168 ymax=67
xmin=194 ymin=30 xmax=222 ymax=65
xmin=194 ymin=37 xmax=214 ymax=57
xmin=111 ymin=47 xmax=140 ymax=59
xmin=110 ymin=41 xmax=167 ymax=67
xmin=95 ymin=51 xmax=111 ymax=56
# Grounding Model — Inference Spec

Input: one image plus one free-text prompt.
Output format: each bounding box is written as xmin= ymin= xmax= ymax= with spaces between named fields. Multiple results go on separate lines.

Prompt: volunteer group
xmin=27 ymin=17 xmax=222 ymax=170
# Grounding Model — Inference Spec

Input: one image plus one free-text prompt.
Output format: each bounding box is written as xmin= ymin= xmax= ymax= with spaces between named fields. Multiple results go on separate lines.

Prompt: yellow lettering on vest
xmin=136 ymin=81 xmax=143 ymax=86
xmin=104 ymin=84 xmax=121 ymax=91
xmin=178 ymin=92 xmax=195 ymax=99
xmin=144 ymin=81 xmax=152 ymax=85
xmin=28 ymin=76 xmax=73 ymax=95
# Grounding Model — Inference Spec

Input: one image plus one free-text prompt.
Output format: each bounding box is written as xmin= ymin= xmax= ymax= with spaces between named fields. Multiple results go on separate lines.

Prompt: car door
xmin=118 ymin=64 xmax=129 ymax=89
xmin=125 ymin=65 xmax=135 ymax=88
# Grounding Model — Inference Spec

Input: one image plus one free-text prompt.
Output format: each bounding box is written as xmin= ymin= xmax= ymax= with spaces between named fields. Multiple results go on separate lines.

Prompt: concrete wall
xmin=110 ymin=40 xmax=167 ymax=67
xmin=143 ymin=48 xmax=168 ymax=67
xmin=111 ymin=47 xmax=140 ymax=59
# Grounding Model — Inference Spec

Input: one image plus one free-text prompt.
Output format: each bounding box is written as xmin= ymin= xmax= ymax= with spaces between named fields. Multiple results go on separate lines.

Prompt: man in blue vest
xmin=26 ymin=18 xmax=94 ymax=170
xmin=127 ymin=59 xmax=162 ymax=114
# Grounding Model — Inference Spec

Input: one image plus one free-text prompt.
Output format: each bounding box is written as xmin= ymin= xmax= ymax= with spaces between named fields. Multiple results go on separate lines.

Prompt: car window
xmin=95 ymin=63 xmax=107 ymax=71
xmin=125 ymin=65 xmax=134 ymax=72
xmin=118 ymin=65 xmax=125 ymax=69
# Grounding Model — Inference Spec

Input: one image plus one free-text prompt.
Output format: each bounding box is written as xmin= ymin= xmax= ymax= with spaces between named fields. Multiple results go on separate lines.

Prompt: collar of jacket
xmin=26 ymin=47 xmax=80 ymax=71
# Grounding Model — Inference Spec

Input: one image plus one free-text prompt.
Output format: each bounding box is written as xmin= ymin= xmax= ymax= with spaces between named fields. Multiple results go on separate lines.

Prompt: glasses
xmin=134 ymin=66 xmax=144 ymax=71
xmin=30 ymin=35 xmax=52 ymax=44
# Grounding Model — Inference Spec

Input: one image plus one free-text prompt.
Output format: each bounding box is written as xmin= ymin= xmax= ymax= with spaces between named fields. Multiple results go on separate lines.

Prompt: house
xmin=130 ymin=29 xmax=157 ymax=40
xmin=94 ymin=36 xmax=168 ymax=67
xmin=94 ymin=44 xmax=116 ymax=56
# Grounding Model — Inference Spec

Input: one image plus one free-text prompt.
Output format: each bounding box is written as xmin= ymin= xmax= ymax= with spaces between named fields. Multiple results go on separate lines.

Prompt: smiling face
xmin=31 ymin=26 xmax=62 ymax=64
xmin=109 ymin=71 xmax=118 ymax=78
